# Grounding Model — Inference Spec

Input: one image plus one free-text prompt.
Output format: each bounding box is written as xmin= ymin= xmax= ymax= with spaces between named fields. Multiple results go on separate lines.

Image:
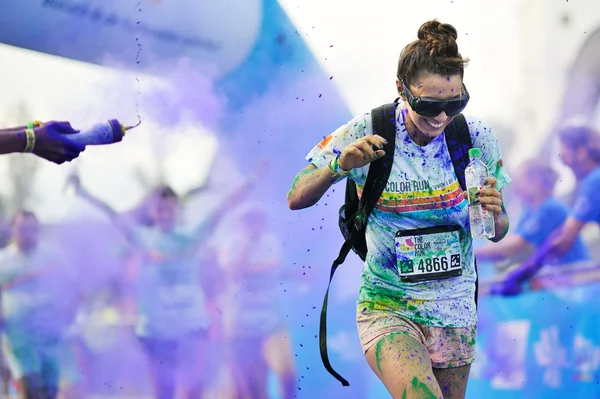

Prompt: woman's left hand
xmin=463 ymin=176 xmax=503 ymax=221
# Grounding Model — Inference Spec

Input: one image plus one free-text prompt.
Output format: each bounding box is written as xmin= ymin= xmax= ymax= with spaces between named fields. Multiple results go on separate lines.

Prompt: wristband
xmin=328 ymin=155 xmax=350 ymax=178
xmin=24 ymin=129 xmax=36 ymax=153
xmin=27 ymin=121 xmax=43 ymax=129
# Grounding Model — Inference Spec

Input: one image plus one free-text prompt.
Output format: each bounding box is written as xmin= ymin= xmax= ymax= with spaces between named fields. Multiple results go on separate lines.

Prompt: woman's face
xmin=513 ymin=173 xmax=539 ymax=203
xmin=398 ymin=73 xmax=464 ymax=141
xmin=151 ymin=196 xmax=178 ymax=231
xmin=558 ymin=140 xmax=590 ymax=178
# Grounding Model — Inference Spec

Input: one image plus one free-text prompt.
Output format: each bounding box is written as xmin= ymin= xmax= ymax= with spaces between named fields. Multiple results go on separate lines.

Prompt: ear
xmin=396 ymin=79 xmax=405 ymax=99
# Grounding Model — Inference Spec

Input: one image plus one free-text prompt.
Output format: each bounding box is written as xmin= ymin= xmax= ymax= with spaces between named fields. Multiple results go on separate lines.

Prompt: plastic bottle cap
xmin=469 ymin=148 xmax=481 ymax=158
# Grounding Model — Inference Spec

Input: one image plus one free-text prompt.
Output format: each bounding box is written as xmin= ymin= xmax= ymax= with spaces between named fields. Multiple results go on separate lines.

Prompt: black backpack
xmin=319 ymin=100 xmax=475 ymax=386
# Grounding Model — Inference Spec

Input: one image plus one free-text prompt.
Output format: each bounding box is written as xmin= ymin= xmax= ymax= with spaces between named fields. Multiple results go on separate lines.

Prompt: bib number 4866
xmin=418 ymin=257 xmax=449 ymax=273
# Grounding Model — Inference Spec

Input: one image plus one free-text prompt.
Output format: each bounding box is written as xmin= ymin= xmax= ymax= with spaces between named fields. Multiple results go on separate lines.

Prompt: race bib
xmin=396 ymin=225 xmax=463 ymax=282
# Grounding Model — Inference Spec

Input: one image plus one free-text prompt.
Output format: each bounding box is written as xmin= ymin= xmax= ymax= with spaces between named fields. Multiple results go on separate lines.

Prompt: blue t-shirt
xmin=572 ymin=166 xmax=600 ymax=225
xmin=516 ymin=198 xmax=590 ymax=265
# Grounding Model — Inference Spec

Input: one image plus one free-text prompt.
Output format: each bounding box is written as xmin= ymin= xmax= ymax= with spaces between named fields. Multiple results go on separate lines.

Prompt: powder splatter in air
xmin=133 ymin=1 xmax=143 ymax=125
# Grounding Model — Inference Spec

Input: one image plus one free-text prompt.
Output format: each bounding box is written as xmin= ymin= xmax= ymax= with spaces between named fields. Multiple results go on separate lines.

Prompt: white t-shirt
xmin=306 ymin=105 xmax=511 ymax=328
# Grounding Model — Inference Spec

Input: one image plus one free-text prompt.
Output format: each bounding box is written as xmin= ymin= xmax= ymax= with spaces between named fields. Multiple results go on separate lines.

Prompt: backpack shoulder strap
xmin=318 ymin=101 xmax=398 ymax=387
xmin=443 ymin=114 xmax=480 ymax=307
xmin=443 ymin=113 xmax=472 ymax=191
xmin=355 ymin=102 xmax=398 ymax=231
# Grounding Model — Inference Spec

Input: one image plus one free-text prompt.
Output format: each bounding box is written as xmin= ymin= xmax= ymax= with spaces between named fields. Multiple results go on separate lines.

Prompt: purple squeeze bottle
xmin=64 ymin=119 xmax=140 ymax=146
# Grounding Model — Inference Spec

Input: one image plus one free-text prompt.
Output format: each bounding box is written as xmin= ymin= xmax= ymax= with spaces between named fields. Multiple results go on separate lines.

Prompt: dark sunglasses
xmin=401 ymin=81 xmax=470 ymax=118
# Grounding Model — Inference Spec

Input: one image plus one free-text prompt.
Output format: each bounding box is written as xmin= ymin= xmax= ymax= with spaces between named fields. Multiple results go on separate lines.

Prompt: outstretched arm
xmin=69 ymin=174 xmax=118 ymax=219
xmin=68 ymin=174 xmax=137 ymax=245
xmin=189 ymin=159 xmax=268 ymax=245
xmin=181 ymin=180 xmax=211 ymax=203
xmin=475 ymin=234 xmax=529 ymax=262
xmin=0 ymin=127 xmax=31 ymax=154
xmin=1 ymin=121 xmax=84 ymax=164
xmin=490 ymin=224 xmax=572 ymax=296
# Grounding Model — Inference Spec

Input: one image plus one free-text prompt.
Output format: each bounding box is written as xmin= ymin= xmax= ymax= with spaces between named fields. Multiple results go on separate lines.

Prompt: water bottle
xmin=465 ymin=147 xmax=495 ymax=239
xmin=62 ymin=119 xmax=140 ymax=146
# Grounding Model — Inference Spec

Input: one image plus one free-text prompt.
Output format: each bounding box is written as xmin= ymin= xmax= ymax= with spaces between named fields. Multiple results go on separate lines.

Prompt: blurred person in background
xmin=475 ymin=158 xmax=591 ymax=270
xmin=549 ymin=125 xmax=600 ymax=259
xmin=217 ymin=204 xmax=296 ymax=399
xmin=512 ymin=125 xmax=600 ymax=271
xmin=0 ymin=121 xmax=84 ymax=164
xmin=495 ymin=126 xmax=600 ymax=294
xmin=495 ymin=126 xmax=600 ymax=395
xmin=72 ymin=172 xmax=259 ymax=399
xmin=0 ymin=211 xmax=80 ymax=399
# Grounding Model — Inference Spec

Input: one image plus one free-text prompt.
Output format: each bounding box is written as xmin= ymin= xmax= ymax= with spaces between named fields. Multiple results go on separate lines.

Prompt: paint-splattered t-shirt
xmin=306 ymin=106 xmax=511 ymax=328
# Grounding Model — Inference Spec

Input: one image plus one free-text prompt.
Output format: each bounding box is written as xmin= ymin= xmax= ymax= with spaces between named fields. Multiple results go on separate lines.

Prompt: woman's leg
xmin=138 ymin=337 xmax=177 ymax=399
xmin=262 ymin=330 xmax=296 ymax=399
xmin=18 ymin=374 xmax=45 ymax=399
xmin=365 ymin=331 xmax=443 ymax=399
xmin=432 ymin=365 xmax=471 ymax=399
xmin=3 ymin=341 xmax=45 ymax=399
xmin=179 ymin=331 xmax=210 ymax=399
xmin=229 ymin=336 xmax=269 ymax=399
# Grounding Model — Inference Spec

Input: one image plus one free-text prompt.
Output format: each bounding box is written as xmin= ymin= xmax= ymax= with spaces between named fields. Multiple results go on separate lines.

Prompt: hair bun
xmin=417 ymin=19 xmax=459 ymax=58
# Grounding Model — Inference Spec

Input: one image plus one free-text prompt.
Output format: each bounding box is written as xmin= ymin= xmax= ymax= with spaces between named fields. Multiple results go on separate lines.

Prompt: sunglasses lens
xmin=444 ymin=99 xmax=468 ymax=116
xmin=415 ymin=102 xmax=445 ymax=118
xmin=415 ymin=98 xmax=468 ymax=118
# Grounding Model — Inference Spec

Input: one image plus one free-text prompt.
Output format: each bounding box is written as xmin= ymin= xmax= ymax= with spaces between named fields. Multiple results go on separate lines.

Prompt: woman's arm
xmin=288 ymin=134 xmax=388 ymax=210
xmin=490 ymin=202 xmax=510 ymax=243
xmin=69 ymin=174 xmax=137 ymax=246
xmin=287 ymin=164 xmax=338 ymax=210
xmin=475 ymin=234 xmax=530 ymax=261
xmin=1 ymin=122 xmax=84 ymax=164
xmin=0 ymin=128 xmax=27 ymax=155
xmin=182 ymin=181 xmax=211 ymax=202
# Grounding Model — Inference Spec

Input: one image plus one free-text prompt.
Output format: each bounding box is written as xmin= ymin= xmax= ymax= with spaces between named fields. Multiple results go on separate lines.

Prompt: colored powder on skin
xmin=374 ymin=331 xmax=410 ymax=375
xmin=411 ymin=376 xmax=439 ymax=399
xmin=374 ymin=338 xmax=386 ymax=375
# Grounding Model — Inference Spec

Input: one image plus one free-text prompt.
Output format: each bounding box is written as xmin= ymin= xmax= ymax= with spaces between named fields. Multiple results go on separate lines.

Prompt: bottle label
xmin=468 ymin=186 xmax=479 ymax=206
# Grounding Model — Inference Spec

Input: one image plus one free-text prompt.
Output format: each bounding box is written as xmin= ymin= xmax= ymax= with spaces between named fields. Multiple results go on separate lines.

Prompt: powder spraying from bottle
xmin=65 ymin=119 xmax=142 ymax=147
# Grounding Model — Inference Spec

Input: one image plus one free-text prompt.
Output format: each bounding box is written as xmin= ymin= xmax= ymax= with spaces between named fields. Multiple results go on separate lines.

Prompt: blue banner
xmin=0 ymin=0 xmax=263 ymax=79
xmin=469 ymin=264 xmax=600 ymax=398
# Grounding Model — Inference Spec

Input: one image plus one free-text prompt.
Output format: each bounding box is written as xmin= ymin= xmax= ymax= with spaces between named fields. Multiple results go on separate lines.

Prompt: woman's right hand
xmin=338 ymin=134 xmax=388 ymax=171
